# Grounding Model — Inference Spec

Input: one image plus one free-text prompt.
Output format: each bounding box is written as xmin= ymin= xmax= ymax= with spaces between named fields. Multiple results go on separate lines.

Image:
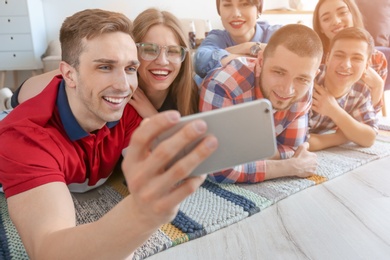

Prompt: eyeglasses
xmin=136 ymin=42 xmax=188 ymax=64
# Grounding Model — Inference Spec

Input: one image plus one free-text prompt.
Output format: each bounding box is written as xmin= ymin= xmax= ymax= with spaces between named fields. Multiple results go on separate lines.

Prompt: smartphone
xmin=151 ymin=99 xmax=277 ymax=176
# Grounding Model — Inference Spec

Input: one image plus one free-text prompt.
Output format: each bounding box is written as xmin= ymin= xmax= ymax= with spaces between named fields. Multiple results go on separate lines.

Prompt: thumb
xmin=301 ymin=142 xmax=310 ymax=150
xmin=296 ymin=142 xmax=309 ymax=153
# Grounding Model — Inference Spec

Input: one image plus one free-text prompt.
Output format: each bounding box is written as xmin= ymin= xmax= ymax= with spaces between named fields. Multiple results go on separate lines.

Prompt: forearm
xmin=194 ymin=47 xmax=228 ymax=77
xmin=264 ymin=159 xmax=295 ymax=180
xmin=35 ymin=196 xmax=154 ymax=259
xmin=363 ymin=67 xmax=384 ymax=106
xmin=221 ymin=54 xmax=252 ymax=67
xmin=370 ymin=85 xmax=384 ymax=108
xmin=308 ymin=132 xmax=348 ymax=151
xmin=18 ymin=69 xmax=60 ymax=104
xmin=330 ymin=107 xmax=376 ymax=147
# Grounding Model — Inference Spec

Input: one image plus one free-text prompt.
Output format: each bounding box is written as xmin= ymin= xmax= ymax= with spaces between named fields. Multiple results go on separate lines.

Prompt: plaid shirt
xmin=199 ymin=57 xmax=312 ymax=183
xmin=309 ymin=69 xmax=378 ymax=134
xmin=371 ymin=49 xmax=388 ymax=81
xmin=371 ymin=49 xmax=388 ymax=112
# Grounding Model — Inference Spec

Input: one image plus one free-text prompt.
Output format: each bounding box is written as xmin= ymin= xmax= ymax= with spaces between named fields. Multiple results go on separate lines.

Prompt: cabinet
xmin=0 ymin=0 xmax=47 ymax=88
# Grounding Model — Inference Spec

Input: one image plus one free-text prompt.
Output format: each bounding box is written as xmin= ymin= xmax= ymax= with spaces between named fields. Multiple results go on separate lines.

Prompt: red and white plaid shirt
xmin=199 ymin=57 xmax=312 ymax=183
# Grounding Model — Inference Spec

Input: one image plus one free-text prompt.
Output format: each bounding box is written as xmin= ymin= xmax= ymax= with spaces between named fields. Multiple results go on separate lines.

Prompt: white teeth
xmin=151 ymin=70 xmax=169 ymax=76
xmin=231 ymin=22 xmax=244 ymax=26
xmin=104 ymin=97 xmax=124 ymax=104
xmin=337 ymin=71 xmax=352 ymax=76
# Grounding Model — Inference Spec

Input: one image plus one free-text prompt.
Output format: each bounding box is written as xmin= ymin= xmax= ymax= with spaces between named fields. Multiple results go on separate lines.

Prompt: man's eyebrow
xmin=299 ymin=74 xmax=313 ymax=80
xmin=129 ymin=60 xmax=141 ymax=66
xmin=92 ymin=59 xmax=140 ymax=66
xmin=272 ymin=66 xmax=287 ymax=72
xmin=93 ymin=58 xmax=117 ymax=64
xmin=334 ymin=49 xmax=365 ymax=57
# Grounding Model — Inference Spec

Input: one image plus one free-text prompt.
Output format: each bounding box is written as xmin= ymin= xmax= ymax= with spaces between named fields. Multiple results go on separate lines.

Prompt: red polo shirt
xmin=0 ymin=75 xmax=142 ymax=198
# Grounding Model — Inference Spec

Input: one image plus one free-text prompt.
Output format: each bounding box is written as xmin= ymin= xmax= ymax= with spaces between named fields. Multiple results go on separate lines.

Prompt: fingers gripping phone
xmin=152 ymin=99 xmax=277 ymax=176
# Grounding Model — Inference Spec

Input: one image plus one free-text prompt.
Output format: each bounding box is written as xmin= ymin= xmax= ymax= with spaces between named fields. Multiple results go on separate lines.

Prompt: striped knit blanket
xmin=1 ymin=131 xmax=390 ymax=259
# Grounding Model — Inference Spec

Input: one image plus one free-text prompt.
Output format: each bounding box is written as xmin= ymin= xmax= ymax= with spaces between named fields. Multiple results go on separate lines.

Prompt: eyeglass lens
xmin=137 ymin=43 xmax=187 ymax=63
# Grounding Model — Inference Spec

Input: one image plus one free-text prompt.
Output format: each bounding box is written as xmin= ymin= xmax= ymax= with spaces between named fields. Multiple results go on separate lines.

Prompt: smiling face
xmin=324 ymin=38 xmax=369 ymax=97
xmin=318 ymin=0 xmax=354 ymax=41
xmin=137 ymin=24 xmax=182 ymax=104
xmin=64 ymin=32 xmax=139 ymax=132
xmin=219 ymin=0 xmax=259 ymax=43
xmin=259 ymin=45 xmax=319 ymax=111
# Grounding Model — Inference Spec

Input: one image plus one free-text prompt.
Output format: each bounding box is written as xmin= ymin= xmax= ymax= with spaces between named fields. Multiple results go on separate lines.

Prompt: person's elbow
xmin=194 ymin=51 xmax=207 ymax=77
xmin=358 ymin=129 xmax=377 ymax=147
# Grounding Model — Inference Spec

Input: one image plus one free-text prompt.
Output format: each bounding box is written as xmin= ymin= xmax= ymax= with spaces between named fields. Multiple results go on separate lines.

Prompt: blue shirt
xmin=194 ymin=21 xmax=281 ymax=78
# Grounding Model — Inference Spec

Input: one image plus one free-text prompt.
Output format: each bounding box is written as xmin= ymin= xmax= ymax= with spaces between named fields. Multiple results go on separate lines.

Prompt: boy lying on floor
xmin=309 ymin=27 xmax=380 ymax=151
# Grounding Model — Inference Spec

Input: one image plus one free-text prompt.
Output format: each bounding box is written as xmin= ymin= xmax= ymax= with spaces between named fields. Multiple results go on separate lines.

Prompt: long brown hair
xmin=132 ymin=8 xmax=198 ymax=116
xmin=313 ymin=0 xmax=364 ymax=56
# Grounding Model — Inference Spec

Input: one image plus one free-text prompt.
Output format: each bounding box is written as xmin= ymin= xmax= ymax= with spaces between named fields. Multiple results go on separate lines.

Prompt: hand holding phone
xmin=152 ymin=99 xmax=277 ymax=176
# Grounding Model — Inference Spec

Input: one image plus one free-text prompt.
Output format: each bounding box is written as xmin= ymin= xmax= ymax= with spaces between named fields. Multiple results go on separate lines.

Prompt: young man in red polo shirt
xmin=0 ymin=9 xmax=217 ymax=259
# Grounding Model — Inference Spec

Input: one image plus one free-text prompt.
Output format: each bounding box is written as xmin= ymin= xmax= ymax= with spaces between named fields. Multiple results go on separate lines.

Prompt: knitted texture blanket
xmin=1 ymin=133 xmax=390 ymax=259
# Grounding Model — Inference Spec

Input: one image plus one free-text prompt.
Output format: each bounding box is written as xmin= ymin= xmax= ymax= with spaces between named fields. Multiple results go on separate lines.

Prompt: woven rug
xmin=1 ymin=131 xmax=390 ymax=259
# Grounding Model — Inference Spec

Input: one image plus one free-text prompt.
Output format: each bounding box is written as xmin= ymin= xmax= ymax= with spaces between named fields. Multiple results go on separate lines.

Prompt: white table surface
xmin=149 ymin=156 xmax=390 ymax=260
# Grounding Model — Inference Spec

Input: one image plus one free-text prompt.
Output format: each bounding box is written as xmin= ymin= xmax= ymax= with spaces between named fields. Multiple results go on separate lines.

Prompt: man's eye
xmin=299 ymin=78 xmax=310 ymax=84
xmin=99 ymin=65 xmax=111 ymax=70
xmin=126 ymin=67 xmax=138 ymax=73
xmin=352 ymin=56 xmax=364 ymax=61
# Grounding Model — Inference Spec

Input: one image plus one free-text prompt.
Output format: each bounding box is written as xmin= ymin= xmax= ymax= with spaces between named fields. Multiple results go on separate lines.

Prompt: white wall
xmin=41 ymin=0 xmax=222 ymax=42
xmin=6 ymin=0 xmax=317 ymax=88
xmin=5 ymin=0 xmax=222 ymax=88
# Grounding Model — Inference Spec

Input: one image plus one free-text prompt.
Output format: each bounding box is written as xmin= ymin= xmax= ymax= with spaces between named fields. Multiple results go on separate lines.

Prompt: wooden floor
xmin=149 ymin=156 xmax=390 ymax=260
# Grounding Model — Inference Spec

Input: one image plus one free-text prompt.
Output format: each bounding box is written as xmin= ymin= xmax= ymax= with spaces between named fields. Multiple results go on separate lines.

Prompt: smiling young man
xmin=199 ymin=24 xmax=323 ymax=183
xmin=0 ymin=9 xmax=218 ymax=259
xmin=309 ymin=27 xmax=378 ymax=151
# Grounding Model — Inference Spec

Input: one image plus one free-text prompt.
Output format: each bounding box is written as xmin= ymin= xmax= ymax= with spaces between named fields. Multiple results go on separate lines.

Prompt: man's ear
xmin=316 ymin=68 xmax=321 ymax=77
xmin=59 ymin=61 xmax=76 ymax=88
xmin=254 ymin=52 xmax=264 ymax=78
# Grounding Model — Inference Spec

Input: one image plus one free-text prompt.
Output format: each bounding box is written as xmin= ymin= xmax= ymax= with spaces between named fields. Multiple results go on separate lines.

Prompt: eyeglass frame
xmin=135 ymin=42 xmax=189 ymax=64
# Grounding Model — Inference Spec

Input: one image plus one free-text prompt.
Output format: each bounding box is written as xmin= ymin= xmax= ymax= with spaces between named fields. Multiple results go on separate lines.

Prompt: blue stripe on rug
xmin=171 ymin=211 xmax=205 ymax=240
xmin=0 ymin=194 xmax=11 ymax=260
xmin=202 ymin=180 xmax=259 ymax=216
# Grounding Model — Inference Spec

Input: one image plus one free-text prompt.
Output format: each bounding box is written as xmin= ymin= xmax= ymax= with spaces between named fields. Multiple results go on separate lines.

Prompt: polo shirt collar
xmin=56 ymin=80 xmax=119 ymax=141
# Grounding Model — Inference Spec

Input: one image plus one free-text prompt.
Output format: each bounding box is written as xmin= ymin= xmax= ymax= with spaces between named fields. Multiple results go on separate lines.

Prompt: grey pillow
xmin=355 ymin=0 xmax=390 ymax=47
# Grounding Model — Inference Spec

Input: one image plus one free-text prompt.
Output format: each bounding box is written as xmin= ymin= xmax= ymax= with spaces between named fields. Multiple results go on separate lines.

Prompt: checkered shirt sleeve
xmin=199 ymin=58 xmax=311 ymax=183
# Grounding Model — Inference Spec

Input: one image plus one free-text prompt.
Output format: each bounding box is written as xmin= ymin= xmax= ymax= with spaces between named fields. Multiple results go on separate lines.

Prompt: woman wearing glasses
xmin=2 ymin=8 xmax=198 ymax=118
xmin=130 ymin=8 xmax=198 ymax=117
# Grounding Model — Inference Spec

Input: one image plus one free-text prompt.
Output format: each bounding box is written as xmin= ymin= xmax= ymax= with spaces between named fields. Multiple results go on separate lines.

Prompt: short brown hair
xmin=216 ymin=0 xmax=263 ymax=15
xmin=263 ymin=24 xmax=323 ymax=65
xmin=329 ymin=27 xmax=374 ymax=59
xmin=60 ymin=9 xmax=133 ymax=68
